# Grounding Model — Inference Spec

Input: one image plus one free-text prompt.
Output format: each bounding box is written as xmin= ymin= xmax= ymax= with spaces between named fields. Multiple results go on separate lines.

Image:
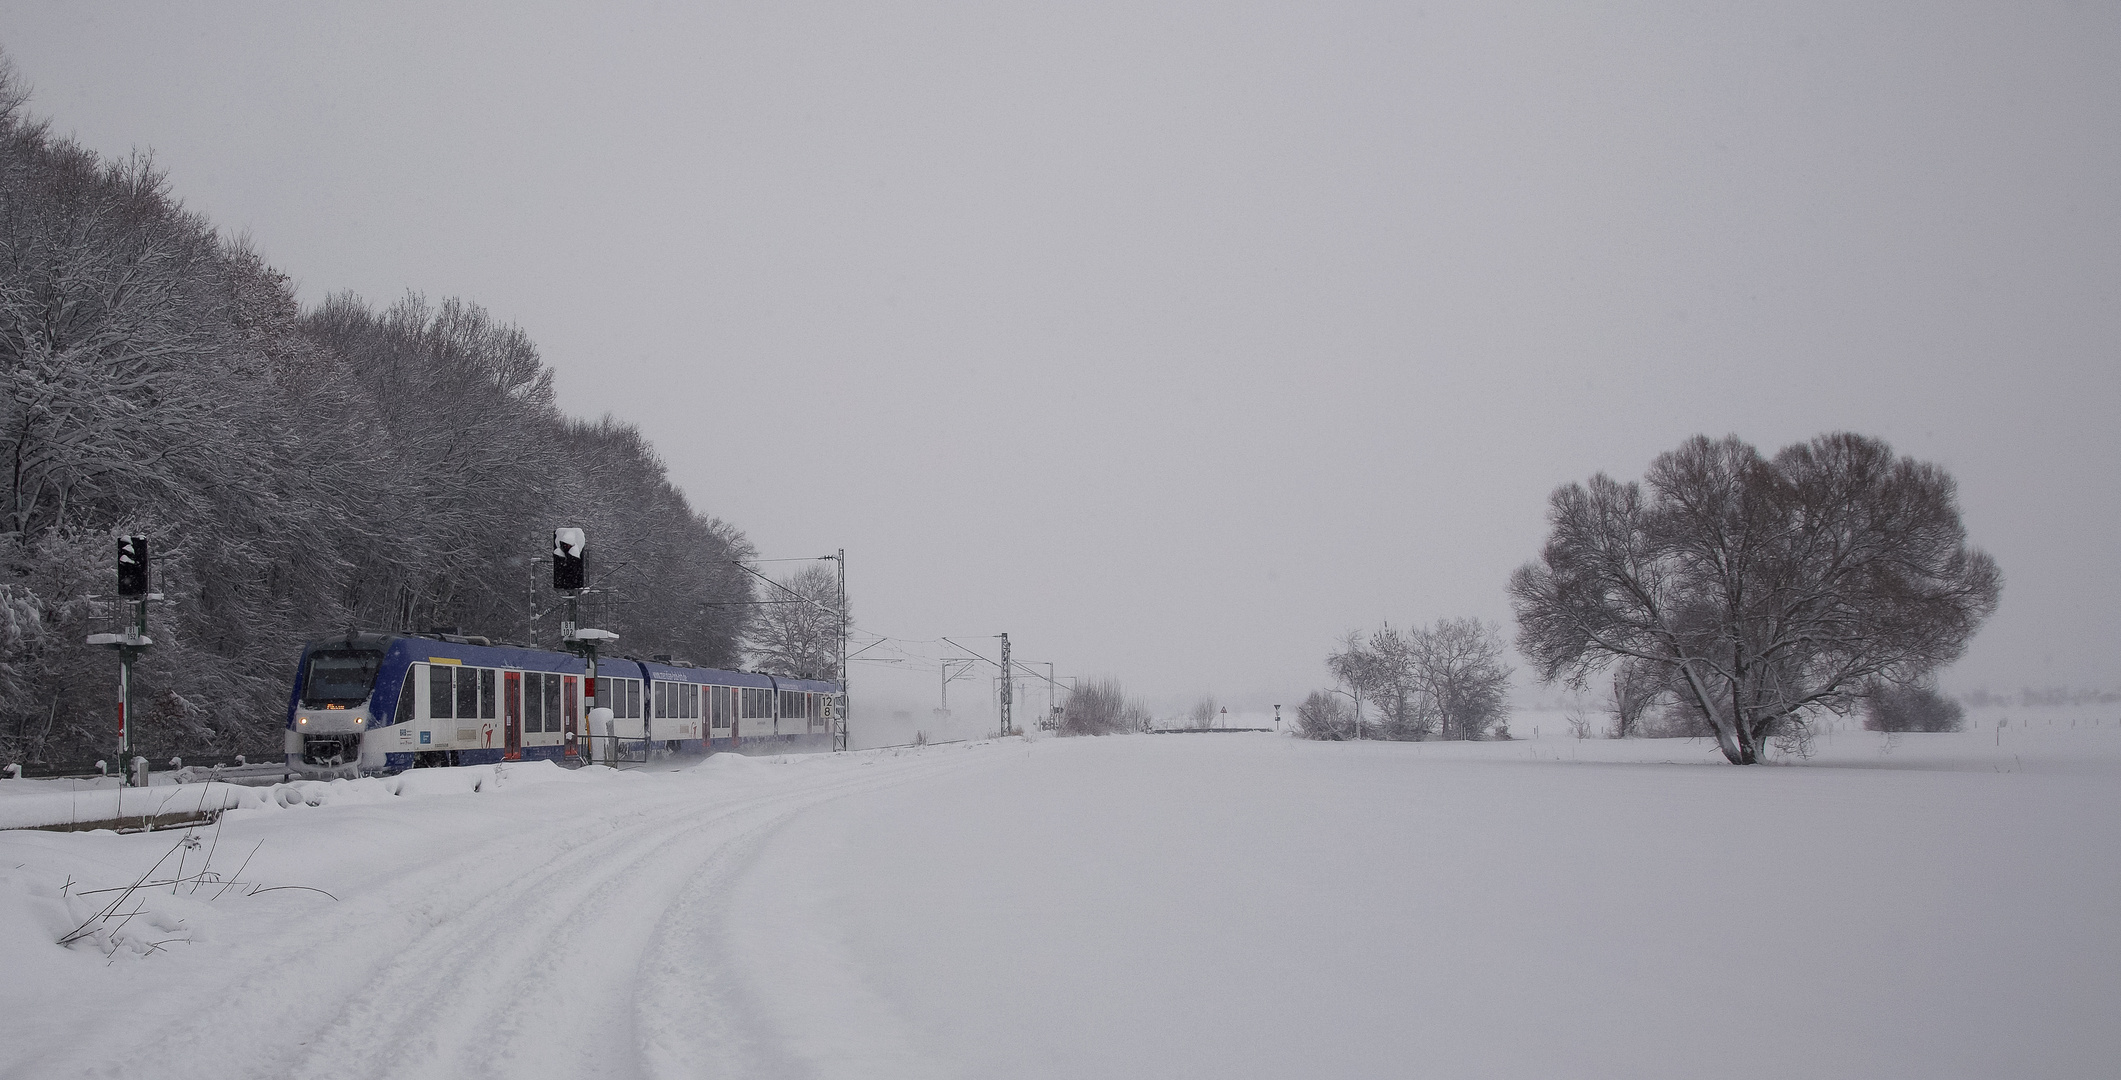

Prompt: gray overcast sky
xmin=3 ymin=2 xmax=2115 ymax=716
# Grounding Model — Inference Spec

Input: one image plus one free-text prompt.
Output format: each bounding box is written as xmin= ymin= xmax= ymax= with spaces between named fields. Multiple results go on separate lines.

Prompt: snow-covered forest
xmin=0 ymin=60 xmax=758 ymax=767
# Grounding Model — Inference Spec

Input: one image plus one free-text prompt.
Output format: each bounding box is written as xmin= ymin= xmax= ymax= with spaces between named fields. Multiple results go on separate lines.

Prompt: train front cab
xmin=284 ymin=634 xmax=396 ymax=778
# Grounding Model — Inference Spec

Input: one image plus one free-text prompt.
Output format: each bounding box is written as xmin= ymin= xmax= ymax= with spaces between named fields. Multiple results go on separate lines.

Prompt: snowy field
xmin=4 ymin=713 xmax=2119 ymax=1079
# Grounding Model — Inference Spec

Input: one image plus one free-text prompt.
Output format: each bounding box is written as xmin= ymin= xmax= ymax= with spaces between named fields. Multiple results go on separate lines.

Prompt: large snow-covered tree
xmin=1510 ymin=433 xmax=2001 ymax=764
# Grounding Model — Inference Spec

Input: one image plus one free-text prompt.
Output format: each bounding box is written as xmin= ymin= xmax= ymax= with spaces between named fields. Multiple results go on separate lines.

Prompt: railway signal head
xmin=552 ymin=528 xmax=587 ymax=590
xmin=116 ymin=535 xmax=149 ymax=597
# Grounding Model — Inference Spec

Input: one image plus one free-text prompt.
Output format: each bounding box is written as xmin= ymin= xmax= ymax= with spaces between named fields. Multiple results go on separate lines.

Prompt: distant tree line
xmin=1298 ymin=618 xmax=1513 ymax=741
xmin=0 ymin=58 xmax=758 ymax=766
xmin=1958 ymin=686 xmax=2119 ymax=708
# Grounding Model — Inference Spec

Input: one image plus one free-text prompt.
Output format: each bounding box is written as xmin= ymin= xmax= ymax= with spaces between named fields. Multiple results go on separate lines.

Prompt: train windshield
xmin=302 ymin=649 xmax=384 ymax=707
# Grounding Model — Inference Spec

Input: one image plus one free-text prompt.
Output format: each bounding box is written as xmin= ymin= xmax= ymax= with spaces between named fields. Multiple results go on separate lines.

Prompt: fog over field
xmin=0 ymin=3 xmax=2113 ymax=720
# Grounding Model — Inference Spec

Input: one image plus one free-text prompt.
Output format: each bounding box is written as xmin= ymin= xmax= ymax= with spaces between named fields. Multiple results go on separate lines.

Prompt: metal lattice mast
xmin=998 ymin=632 xmax=1012 ymax=736
xmin=836 ymin=548 xmax=848 ymax=751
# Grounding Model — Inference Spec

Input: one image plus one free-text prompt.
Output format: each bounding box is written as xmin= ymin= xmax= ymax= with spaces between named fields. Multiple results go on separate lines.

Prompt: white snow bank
xmin=696 ymin=751 xmax=773 ymax=773
xmin=0 ymin=759 xmax=630 ymax=831
xmin=0 ymin=780 xmax=256 ymax=831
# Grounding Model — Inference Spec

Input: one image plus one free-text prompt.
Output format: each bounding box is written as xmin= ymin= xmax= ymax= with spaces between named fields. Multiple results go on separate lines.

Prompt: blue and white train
xmin=284 ymin=631 xmax=839 ymax=778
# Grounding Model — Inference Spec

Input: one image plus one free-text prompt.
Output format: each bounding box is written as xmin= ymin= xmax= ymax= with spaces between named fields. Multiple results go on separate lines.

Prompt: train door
xmin=563 ymin=675 xmax=579 ymax=758
xmin=503 ymin=671 xmax=523 ymax=759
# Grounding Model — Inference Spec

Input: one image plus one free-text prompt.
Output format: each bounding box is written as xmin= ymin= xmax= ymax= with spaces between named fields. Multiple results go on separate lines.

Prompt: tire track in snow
xmin=631 ymin=793 xmax=956 ymax=1080
xmin=274 ymin=747 xmax=1001 ymax=1080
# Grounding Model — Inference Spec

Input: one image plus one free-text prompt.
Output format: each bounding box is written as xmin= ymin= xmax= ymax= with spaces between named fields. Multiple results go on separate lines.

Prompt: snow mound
xmin=487 ymin=759 xmax=589 ymax=789
xmin=0 ymin=781 xmax=255 ymax=831
xmin=697 ymin=752 xmax=771 ymax=774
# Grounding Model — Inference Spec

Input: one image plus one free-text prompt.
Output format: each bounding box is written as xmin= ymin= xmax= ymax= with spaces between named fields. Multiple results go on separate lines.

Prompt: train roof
xmin=298 ymin=632 xmax=838 ymax=691
xmin=634 ymin=658 xmax=839 ymax=693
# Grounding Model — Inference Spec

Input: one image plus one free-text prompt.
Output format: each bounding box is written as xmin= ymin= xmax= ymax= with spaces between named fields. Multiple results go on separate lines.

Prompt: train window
xmin=654 ymin=681 xmax=669 ymax=719
xmin=430 ymin=664 xmax=455 ymax=720
xmin=519 ymin=672 xmax=538 ymax=733
xmin=543 ymin=673 xmax=560 ymax=733
xmin=395 ymin=676 xmax=415 ymax=725
xmin=455 ymin=668 xmax=478 ymax=719
xmin=626 ymin=678 xmax=641 ymax=720
xmin=302 ymin=649 xmax=384 ymax=707
xmin=685 ymin=684 xmax=699 ymax=719
xmin=592 ymin=677 xmax=609 ymax=712
xmin=709 ymin=686 xmax=727 ymax=728
xmin=480 ymin=668 xmax=497 ymax=719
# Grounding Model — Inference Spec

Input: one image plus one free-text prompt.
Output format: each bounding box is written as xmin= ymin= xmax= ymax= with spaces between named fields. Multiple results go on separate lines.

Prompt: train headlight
xmin=298 ymin=717 xmax=308 ymax=725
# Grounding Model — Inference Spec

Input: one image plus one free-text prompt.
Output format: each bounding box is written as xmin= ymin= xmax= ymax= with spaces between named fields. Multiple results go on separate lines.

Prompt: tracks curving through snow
xmin=13 ymin=744 xmax=1003 ymax=1080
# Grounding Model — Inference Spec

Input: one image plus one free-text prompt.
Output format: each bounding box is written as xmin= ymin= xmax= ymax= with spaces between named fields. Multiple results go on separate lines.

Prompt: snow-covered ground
xmin=4 ymin=713 xmax=2119 ymax=1079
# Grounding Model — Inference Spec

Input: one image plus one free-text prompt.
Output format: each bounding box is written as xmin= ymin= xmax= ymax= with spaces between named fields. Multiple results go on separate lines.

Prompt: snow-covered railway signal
xmin=116 ymin=535 xmax=149 ymax=597
xmin=553 ymin=527 xmax=587 ymax=591
xmin=89 ymin=535 xmax=156 ymax=785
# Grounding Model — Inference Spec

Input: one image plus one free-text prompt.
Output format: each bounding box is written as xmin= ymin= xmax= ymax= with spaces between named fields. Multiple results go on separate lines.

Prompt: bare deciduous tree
xmin=1511 ymin=433 xmax=2001 ymax=765
xmin=1060 ymin=678 xmax=1147 ymax=736
xmin=1186 ymin=694 xmax=1220 ymax=729
xmin=747 ymin=563 xmax=843 ymax=680
xmin=1294 ymin=689 xmax=1354 ymax=740
xmin=1321 ymin=618 xmax=1511 ymax=740
xmin=1607 ymin=657 xmax=1665 ymax=739
xmin=1418 ymin=617 xmax=1513 ymax=740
